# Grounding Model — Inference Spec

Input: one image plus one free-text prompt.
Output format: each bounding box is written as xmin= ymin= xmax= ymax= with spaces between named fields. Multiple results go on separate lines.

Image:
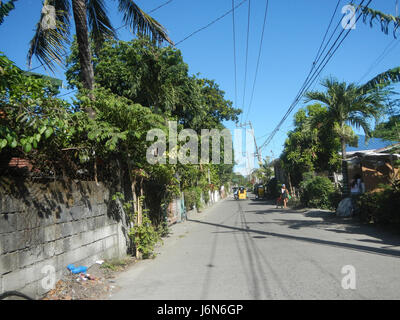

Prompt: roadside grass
xmin=100 ymin=257 xmax=133 ymax=272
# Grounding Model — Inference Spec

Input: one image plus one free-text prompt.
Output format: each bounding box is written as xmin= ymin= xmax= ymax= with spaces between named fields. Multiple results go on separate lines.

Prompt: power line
xmin=259 ymin=0 xmax=371 ymax=152
xmin=148 ymin=0 xmax=173 ymax=14
xmin=291 ymin=0 xmax=353 ymax=111
xmin=244 ymin=0 xmax=269 ymax=122
xmin=37 ymin=0 xmax=174 ymax=98
xmin=313 ymin=0 xmax=343 ymax=71
xmin=28 ymin=0 xmax=174 ymax=73
xmin=232 ymin=0 xmax=238 ymax=111
xmin=358 ymin=38 xmax=399 ymax=84
xmin=261 ymin=0 xmax=370 ymax=151
xmin=240 ymin=0 xmax=251 ymax=124
xmin=174 ymin=0 xmax=248 ymax=46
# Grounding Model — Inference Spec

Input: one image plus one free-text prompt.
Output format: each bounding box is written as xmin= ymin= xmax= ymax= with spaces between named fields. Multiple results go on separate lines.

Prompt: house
xmin=344 ymin=135 xmax=399 ymax=192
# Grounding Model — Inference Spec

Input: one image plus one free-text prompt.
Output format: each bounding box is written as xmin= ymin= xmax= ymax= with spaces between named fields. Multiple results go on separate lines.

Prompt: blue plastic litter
xmin=67 ymin=264 xmax=88 ymax=274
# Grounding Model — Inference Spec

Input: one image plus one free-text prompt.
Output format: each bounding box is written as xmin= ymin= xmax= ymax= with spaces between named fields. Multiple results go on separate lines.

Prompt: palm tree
xmin=27 ymin=0 xmax=173 ymax=91
xmin=0 ymin=0 xmax=17 ymax=25
xmin=304 ymin=77 xmax=387 ymax=195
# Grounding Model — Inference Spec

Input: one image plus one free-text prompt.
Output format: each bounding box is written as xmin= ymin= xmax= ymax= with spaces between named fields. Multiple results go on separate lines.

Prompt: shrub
xmin=329 ymin=189 xmax=343 ymax=210
xmin=184 ymin=187 xmax=202 ymax=211
xmin=300 ymin=174 xmax=335 ymax=209
xmin=357 ymin=187 xmax=400 ymax=225
xmin=129 ymin=210 xmax=160 ymax=259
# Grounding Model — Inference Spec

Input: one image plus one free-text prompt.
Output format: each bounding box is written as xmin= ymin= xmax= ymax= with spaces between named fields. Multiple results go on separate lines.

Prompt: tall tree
xmin=66 ymin=38 xmax=241 ymax=129
xmin=0 ymin=0 xmax=17 ymax=25
xmin=27 ymin=0 xmax=173 ymax=91
xmin=304 ymin=77 xmax=387 ymax=195
xmin=280 ymin=104 xmax=346 ymax=188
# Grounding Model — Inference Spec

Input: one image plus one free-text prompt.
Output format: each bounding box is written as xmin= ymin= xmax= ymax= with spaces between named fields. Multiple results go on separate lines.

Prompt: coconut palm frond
xmin=86 ymin=0 xmax=116 ymax=52
xmin=359 ymin=5 xmax=400 ymax=38
xmin=27 ymin=0 xmax=71 ymax=72
xmin=361 ymin=66 xmax=400 ymax=91
xmin=117 ymin=0 xmax=173 ymax=45
xmin=0 ymin=0 xmax=17 ymax=25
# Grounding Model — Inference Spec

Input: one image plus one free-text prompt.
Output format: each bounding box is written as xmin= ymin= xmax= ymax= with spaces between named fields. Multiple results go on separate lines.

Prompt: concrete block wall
xmin=0 ymin=177 xmax=127 ymax=298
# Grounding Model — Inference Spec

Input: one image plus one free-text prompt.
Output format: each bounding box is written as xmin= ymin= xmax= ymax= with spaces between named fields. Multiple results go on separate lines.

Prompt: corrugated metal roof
xmin=346 ymin=135 xmax=398 ymax=152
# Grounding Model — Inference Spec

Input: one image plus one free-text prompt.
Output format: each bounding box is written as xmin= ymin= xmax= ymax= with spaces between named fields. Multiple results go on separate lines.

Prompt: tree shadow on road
xmin=247 ymin=206 xmax=400 ymax=250
xmin=187 ymin=218 xmax=400 ymax=258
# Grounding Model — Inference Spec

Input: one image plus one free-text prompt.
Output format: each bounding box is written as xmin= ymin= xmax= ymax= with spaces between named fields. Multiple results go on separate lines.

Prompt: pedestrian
xmin=276 ymin=184 xmax=289 ymax=209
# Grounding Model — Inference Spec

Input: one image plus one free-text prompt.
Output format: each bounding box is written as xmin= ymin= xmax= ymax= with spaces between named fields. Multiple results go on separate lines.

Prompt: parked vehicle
xmin=255 ymin=185 xmax=265 ymax=200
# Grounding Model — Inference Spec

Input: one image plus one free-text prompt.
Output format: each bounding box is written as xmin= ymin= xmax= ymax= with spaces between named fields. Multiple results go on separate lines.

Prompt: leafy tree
xmin=373 ymin=98 xmax=400 ymax=141
xmin=66 ymin=38 xmax=241 ymax=130
xmin=280 ymin=103 xmax=346 ymax=187
xmin=1 ymin=52 xmax=128 ymax=178
xmin=27 ymin=0 xmax=172 ymax=94
xmin=253 ymin=157 xmax=273 ymax=184
xmin=304 ymin=77 xmax=388 ymax=194
xmin=0 ymin=52 xmax=69 ymax=155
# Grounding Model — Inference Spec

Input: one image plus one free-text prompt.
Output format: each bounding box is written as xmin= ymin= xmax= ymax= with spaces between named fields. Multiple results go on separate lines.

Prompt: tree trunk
xmin=130 ymin=175 xmax=142 ymax=259
xmin=341 ymin=137 xmax=349 ymax=197
xmin=72 ymin=0 xmax=94 ymax=91
xmin=287 ymin=173 xmax=293 ymax=196
xmin=135 ymin=177 xmax=144 ymax=259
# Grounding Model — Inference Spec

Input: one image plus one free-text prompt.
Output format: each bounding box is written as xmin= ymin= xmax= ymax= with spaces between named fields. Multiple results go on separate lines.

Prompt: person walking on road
xmin=276 ymin=184 xmax=289 ymax=209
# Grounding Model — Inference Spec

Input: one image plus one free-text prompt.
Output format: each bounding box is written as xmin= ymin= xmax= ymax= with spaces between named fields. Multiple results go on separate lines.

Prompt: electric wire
xmin=174 ymin=0 xmax=248 ymax=46
xmin=244 ymin=0 xmax=269 ymax=123
xmin=258 ymin=0 xmax=371 ymax=152
xmin=240 ymin=0 xmax=251 ymax=124
xmin=232 ymin=0 xmax=238 ymax=111
xmin=357 ymin=38 xmax=399 ymax=84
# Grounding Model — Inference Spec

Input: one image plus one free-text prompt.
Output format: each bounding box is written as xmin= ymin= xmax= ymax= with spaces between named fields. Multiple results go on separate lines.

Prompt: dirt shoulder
xmin=41 ymin=257 xmax=137 ymax=300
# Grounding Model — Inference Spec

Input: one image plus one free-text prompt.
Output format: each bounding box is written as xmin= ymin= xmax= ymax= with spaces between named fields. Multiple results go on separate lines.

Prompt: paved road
xmin=109 ymin=195 xmax=400 ymax=300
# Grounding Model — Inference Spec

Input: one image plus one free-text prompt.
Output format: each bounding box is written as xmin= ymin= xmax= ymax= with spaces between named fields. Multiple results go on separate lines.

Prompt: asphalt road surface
xmin=109 ymin=195 xmax=400 ymax=300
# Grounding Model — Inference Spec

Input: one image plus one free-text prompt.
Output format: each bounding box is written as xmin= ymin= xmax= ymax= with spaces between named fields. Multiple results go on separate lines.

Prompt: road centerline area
xmin=109 ymin=195 xmax=400 ymax=300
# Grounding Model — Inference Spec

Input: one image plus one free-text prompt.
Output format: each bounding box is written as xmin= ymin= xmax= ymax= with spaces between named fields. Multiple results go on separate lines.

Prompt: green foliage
xmin=129 ymin=210 xmax=161 ymax=259
xmin=27 ymin=0 xmax=172 ymax=72
xmin=184 ymin=186 xmax=203 ymax=211
xmin=299 ymin=174 xmax=336 ymax=210
xmin=305 ymin=77 xmax=387 ymax=142
xmin=66 ymin=38 xmax=241 ymax=131
xmin=0 ymin=53 xmax=75 ymax=159
xmin=281 ymin=104 xmax=342 ymax=186
xmin=373 ymin=99 xmax=400 ymax=141
xmin=100 ymin=258 xmax=131 ymax=271
xmin=155 ymin=220 xmax=170 ymax=238
xmin=359 ymin=5 xmax=400 ymax=38
xmin=253 ymin=158 xmax=274 ymax=184
xmin=357 ymin=187 xmax=400 ymax=225
xmin=0 ymin=0 xmax=17 ymax=25
xmin=374 ymin=116 xmax=400 ymax=141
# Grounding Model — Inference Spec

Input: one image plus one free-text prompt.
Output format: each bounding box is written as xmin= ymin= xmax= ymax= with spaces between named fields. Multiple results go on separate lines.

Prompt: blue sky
xmin=1 ymin=0 xmax=400 ymax=175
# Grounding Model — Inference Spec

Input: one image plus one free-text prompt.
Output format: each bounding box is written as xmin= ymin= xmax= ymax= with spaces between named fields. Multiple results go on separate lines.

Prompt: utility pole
xmin=237 ymin=121 xmax=262 ymax=165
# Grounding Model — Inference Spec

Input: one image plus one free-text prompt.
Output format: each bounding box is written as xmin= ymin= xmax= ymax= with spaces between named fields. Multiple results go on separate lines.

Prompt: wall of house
xmin=0 ymin=177 xmax=128 ymax=299
xmin=361 ymin=161 xmax=398 ymax=192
